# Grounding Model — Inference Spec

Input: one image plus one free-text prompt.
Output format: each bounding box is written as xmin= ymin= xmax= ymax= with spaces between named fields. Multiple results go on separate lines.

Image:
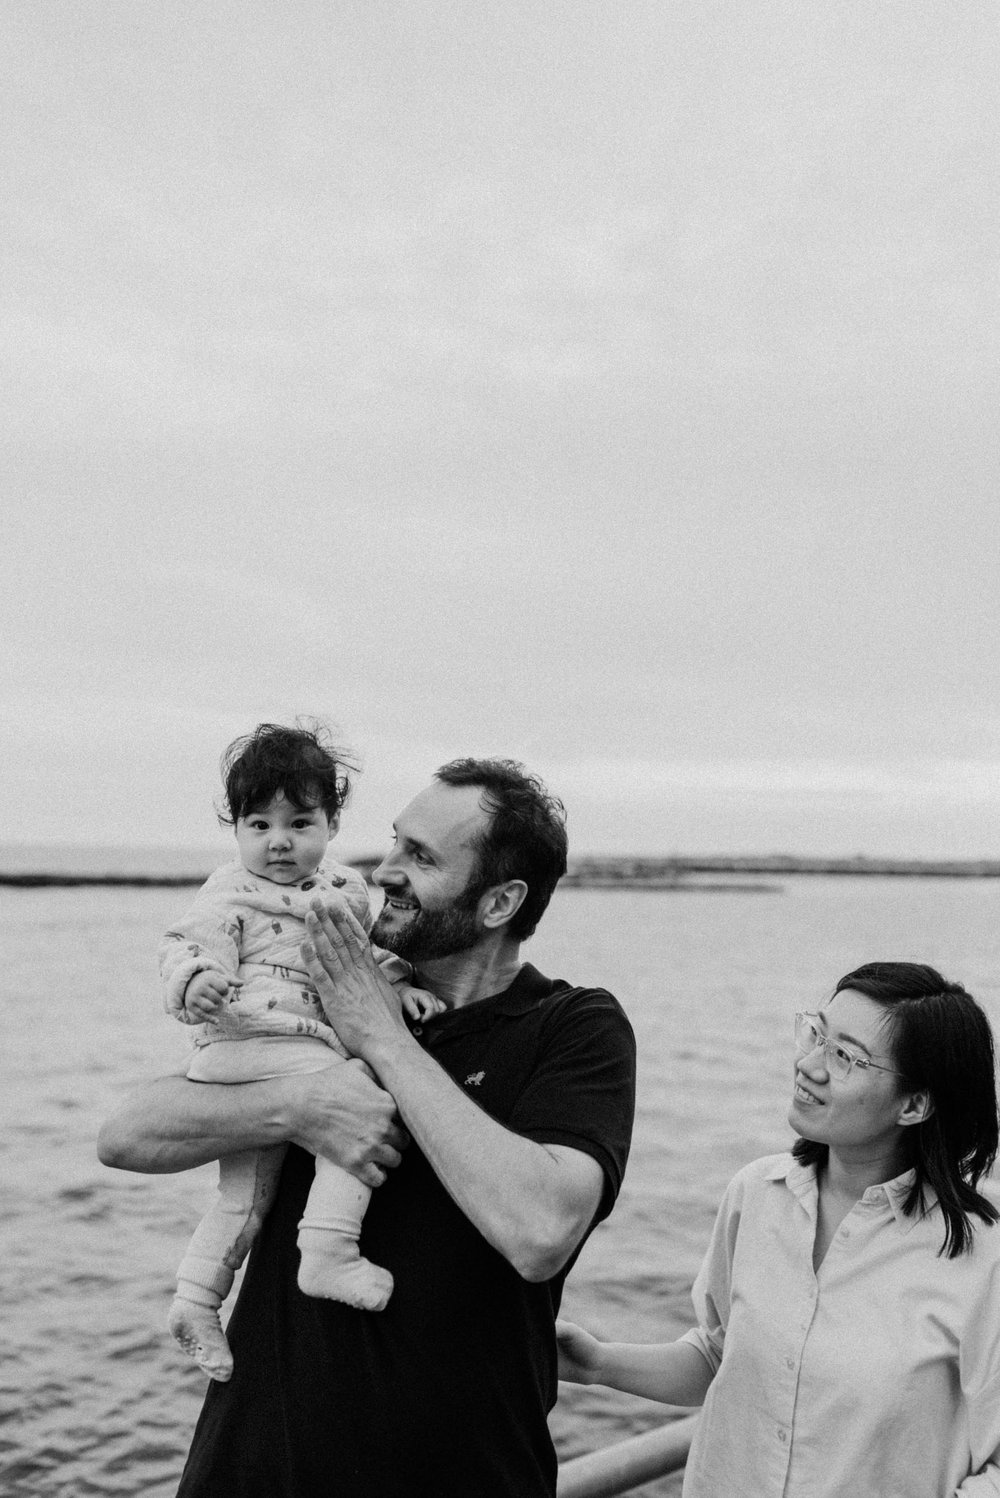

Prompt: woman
xmin=558 ymin=963 xmax=1000 ymax=1497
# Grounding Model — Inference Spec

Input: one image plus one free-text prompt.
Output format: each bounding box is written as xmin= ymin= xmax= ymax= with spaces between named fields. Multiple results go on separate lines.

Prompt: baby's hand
xmin=183 ymin=970 xmax=233 ymax=1023
xmin=397 ymin=982 xmax=446 ymax=1024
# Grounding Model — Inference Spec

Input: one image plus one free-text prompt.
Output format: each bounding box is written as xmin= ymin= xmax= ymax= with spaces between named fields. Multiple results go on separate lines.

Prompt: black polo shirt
xmin=177 ymin=963 xmax=636 ymax=1498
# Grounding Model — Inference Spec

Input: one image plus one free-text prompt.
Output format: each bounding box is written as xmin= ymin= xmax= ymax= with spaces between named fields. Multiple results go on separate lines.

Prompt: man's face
xmin=369 ymin=782 xmax=490 ymax=963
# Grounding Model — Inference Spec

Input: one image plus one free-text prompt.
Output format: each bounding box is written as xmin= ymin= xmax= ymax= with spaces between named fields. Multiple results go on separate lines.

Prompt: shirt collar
xmin=767 ymin=1155 xmax=938 ymax=1231
xmin=493 ymin=962 xmax=555 ymax=1015
xmin=415 ymin=962 xmax=554 ymax=1037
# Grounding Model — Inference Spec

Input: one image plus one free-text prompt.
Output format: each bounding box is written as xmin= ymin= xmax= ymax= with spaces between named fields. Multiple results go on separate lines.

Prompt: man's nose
xmin=371 ymin=848 xmax=401 ymax=888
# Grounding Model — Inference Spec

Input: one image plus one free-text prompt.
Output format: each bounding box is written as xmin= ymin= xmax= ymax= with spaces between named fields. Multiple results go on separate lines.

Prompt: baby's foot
xmin=168 ymin=1296 xmax=234 ymax=1381
xmin=297 ymin=1239 xmax=393 ymax=1311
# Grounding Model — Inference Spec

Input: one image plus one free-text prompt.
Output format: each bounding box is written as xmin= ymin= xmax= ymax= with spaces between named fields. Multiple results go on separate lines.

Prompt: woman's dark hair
xmin=219 ymin=721 xmax=359 ymax=825
xmin=433 ymin=757 xmax=567 ymax=940
xmin=793 ymin=961 xmax=999 ymax=1257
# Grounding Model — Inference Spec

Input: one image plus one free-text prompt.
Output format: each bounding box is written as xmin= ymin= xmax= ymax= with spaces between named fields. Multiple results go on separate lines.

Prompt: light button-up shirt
xmin=679 ymin=1154 xmax=1000 ymax=1497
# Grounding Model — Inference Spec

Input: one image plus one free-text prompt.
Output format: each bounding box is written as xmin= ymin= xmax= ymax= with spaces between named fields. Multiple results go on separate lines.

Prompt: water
xmin=3 ymin=876 xmax=999 ymax=1497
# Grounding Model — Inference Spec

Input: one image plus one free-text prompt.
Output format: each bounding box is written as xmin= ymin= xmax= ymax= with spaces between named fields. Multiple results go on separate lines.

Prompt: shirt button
xmin=412 ymin=1025 xmax=423 ymax=1037
xmin=785 ymin=1357 xmax=795 ymax=1370
xmin=777 ymin=1429 xmax=787 ymax=1444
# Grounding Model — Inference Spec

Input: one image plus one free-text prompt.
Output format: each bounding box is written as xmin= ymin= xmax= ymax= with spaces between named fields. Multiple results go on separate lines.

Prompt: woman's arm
xmin=96 ymin=1060 xmax=408 ymax=1187
xmin=557 ymin=1320 xmax=715 ymax=1407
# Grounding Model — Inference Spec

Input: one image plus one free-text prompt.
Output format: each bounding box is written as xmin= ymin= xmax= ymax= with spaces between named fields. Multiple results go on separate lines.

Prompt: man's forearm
xmin=97 ymin=1073 xmax=295 ymax=1173
xmin=367 ymin=1031 xmax=604 ymax=1282
xmin=97 ymin=1063 xmax=407 ymax=1186
xmin=300 ymin=903 xmax=606 ymax=1279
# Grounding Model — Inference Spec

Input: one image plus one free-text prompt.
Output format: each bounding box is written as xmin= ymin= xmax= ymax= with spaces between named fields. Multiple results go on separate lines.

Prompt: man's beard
xmin=371 ymin=898 xmax=482 ymax=963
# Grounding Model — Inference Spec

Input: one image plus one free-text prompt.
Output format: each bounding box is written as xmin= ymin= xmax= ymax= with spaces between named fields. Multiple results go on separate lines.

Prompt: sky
xmin=3 ymin=2 xmax=999 ymax=859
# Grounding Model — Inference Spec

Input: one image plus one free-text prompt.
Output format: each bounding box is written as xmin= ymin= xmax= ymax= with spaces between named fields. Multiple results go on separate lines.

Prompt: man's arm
xmin=302 ymin=905 xmax=609 ymax=1283
xmin=96 ymin=1060 xmax=408 ymax=1190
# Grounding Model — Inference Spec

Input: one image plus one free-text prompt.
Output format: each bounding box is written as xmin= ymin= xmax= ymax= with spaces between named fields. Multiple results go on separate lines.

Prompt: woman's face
xmin=788 ymin=988 xmax=912 ymax=1155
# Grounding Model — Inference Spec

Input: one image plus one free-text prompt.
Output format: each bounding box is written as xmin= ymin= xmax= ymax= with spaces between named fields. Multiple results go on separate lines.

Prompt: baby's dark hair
xmin=218 ymin=721 xmax=360 ymax=825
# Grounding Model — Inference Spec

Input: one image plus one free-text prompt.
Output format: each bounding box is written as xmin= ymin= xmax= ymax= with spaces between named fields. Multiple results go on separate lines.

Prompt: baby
xmin=159 ymin=721 xmax=440 ymax=1382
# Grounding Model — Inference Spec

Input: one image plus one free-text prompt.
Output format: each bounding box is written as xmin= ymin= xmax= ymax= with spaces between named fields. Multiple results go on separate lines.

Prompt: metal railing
xmin=557 ymin=1415 xmax=698 ymax=1498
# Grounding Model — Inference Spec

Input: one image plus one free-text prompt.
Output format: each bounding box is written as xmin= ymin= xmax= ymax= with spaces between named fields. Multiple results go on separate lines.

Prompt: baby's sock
xmin=297 ymin=1223 xmax=393 ymax=1311
xmin=169 ymin=1283 xmax=233 ymax=1382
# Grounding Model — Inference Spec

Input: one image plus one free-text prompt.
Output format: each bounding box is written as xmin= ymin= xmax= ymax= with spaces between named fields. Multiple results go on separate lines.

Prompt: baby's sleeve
xmin=372 ymin=946 xmax=413 ymax=986
xmin=341 ymin=864 xmax=373 ymax=932
xmin=317 ymin=860 xmax=373 ymax=932
xmin=159 ymin=867 xmax=242 ymax=1020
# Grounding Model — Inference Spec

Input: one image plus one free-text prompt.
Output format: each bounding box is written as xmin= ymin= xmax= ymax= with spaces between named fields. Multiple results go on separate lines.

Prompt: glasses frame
xmin=794 ymin=1011 xmax=908 ymax=1083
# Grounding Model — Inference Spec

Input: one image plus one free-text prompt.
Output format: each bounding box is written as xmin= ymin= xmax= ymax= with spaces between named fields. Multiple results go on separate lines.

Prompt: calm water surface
xmin=3 ymin=877 xmax=999 ymax=1497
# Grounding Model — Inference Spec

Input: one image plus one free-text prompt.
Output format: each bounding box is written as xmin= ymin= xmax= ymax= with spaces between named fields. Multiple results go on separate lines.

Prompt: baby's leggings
xmin=176 ymin=1037 xmax=371 ymax=1309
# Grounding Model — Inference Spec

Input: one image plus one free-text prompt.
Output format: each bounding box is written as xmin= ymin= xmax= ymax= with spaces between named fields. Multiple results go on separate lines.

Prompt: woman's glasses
xmin=794 ymin=1012 xmax=907 ymax=1083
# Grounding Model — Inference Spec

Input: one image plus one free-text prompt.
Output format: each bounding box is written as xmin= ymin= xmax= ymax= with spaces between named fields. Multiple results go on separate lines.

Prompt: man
xmin=99 ymin=758 xmax=636 ymax=1498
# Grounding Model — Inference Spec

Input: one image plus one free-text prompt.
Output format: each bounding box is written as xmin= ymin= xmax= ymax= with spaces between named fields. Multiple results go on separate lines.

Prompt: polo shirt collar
xmin=493 ymin=962 xmax=552 ymax=1015
xmin=414 ymin=962 xmax=551 ymax=1038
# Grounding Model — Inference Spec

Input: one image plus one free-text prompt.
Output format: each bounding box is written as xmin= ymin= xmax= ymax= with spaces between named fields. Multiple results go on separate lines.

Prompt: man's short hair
xmin=434 ymin=758 xmax=568 ymax=940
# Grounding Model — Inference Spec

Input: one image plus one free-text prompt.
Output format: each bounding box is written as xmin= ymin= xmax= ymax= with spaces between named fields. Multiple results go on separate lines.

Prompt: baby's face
xmin=235 ymin=792 xmax=334 ymax=885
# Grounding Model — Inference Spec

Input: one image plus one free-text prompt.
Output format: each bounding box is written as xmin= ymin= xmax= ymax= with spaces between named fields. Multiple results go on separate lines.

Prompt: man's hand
xmin=302 ymin=898 xmax=412 ymax=1063
xmin=286 ymin=1060 xmax=408 ymax=1188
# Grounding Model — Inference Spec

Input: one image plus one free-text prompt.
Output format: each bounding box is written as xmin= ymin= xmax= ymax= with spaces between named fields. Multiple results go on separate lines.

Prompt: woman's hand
xmin=556 ymin=1319 xmax=604 ymax=1385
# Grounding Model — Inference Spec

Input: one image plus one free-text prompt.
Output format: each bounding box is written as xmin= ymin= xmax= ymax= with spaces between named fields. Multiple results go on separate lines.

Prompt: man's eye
xmin=833 ymin=1045 xmax=854 ymax=1067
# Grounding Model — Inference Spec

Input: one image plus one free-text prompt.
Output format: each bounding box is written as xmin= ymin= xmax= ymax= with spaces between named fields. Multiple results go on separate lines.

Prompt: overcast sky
xmin=3 ymin=2 xmax=999 ymax=858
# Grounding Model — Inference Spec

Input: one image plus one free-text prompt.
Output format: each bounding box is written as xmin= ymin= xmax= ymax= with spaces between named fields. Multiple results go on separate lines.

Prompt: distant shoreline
xmin=4 ymin=854 xmax=1000 ymax=889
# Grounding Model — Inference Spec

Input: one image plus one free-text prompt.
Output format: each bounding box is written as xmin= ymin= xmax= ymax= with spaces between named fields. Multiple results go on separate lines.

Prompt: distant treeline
xmin=0 ymin=873 xmax=211 ymax=887
xmin=4 ymin=854 xmax=1000 ymax=889
xmin=561 ymin=855 xmax=1000 ymax=883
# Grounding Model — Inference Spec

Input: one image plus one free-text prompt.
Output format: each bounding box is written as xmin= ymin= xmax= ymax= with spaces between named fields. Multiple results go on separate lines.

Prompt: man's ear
xmin=898 ymin=1090 xmax=934 ymax=1128
xmin=480 ymin=881 xmax=528 ymax=931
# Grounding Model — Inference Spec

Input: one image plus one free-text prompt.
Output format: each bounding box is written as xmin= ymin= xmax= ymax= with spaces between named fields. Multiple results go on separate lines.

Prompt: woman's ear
xmin=898 ymin=1090 xmax=934 ymax=1128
